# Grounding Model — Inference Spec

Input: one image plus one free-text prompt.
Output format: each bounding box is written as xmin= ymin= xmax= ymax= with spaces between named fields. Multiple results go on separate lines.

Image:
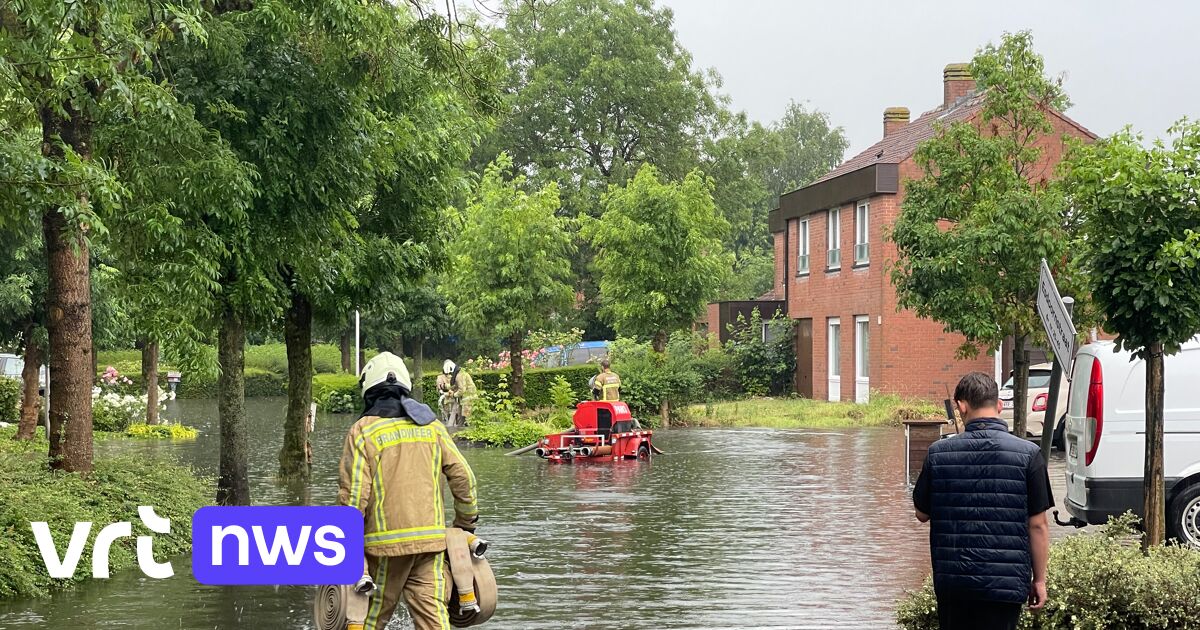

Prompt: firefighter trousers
xmin=364 ymin=552 xmax=452 ymax=630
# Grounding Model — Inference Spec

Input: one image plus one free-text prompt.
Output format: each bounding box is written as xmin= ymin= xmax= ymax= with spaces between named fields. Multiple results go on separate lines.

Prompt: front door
xmin=795 ymin=318 xmax=813 ymax=398
xmin=827 ymin=318 xmax=841 ymax=402
xmin=855 ymin=315 xmax=870 ymax=403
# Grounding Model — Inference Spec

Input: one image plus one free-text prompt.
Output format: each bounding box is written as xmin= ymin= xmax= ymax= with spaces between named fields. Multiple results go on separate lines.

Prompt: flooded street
xmin=0 ymin=398 xmax=1079 ymax=629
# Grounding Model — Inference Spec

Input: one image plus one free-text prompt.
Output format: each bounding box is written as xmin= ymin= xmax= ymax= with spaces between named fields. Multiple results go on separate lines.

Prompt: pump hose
xmin=446 ymin=527 xmax=498 ymax=627
xmin=313 ymin=584 xmax=350 ymax=630
xmin=313 ymin=530 xmax=497 ymax=629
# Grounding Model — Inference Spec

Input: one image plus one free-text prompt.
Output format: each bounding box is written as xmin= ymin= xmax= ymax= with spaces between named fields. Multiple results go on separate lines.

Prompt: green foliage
xmin=311 ymin=366 xmax=595 ymax=413
xmin=0 ymin=427 xmax=209 ymax=598
xmin=609 ymin=332 xmax=708 ymax=421
xmin=125 ymin=423 xmax=199 ymax=440
xmin=891 ymin=31 xmax=1085 ymax=357
xmin=487 ymin=0 xmax=717 ymax=212
xmin=445 ymin=153 xmax=576 ymax=391
xmin=244 ymin=344 xmax=342 ymax=375
xmin=686 ymin=395 xmax=941 ymax=430
xmin=0 ymin=378 xmax=18 ymax=423
xmin=1062 ymin=121 xmax=1200 ymax=359
xmin=313 ymin=373 xmax=362 ymax=413
xmin=455 ymin=376 xmax=554 ymax=447
xmin=585 ymin=166 xmax=732 ymax=345
xmin=725 ymin=310 xmax=795 ymax=397
xmin=548 ymin=375 xmax=578 ymax=428
xmin=895 ymin=513 xmax=1200 ymax=629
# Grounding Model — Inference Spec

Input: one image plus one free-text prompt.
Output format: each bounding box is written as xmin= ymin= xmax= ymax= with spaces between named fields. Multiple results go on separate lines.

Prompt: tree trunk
xmin=510 ymin=330 xmax=525 ymax=400
xmin=1143 ymin=341 xmax=1166 ymax=550
xmin=653 ymin=329 xmax=669 ymax=428
xmin=217 ymin=308 xmax=250 ymax=505
xmin=40 ymin=105 xmax=95 ymax=472
xmin=1011 ymin=332 xmax=1030 ymax=437
xmin=412 ymin=337 xmax=425 ymax=403
xmin=141 ymin=339 xmax=160 ymax=425
xmin=280 ymin=289 xmax=312 ymax=481
xmin=15 ymin=328 xmax=42 ymax=440
xmin=339 ymin=327 xmax=353 ymax=373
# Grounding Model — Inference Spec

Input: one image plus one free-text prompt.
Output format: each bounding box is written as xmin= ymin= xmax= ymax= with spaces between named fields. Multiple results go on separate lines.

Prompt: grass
xmin=0 ymin=426 xmax=209 ymax=598
xmin=681 ymin=394 xmax=944 ymax=429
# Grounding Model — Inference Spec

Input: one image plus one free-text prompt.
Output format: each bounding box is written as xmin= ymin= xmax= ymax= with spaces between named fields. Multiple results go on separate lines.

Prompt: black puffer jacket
xmin=926 ymin=418 xmax=1039 ymax=604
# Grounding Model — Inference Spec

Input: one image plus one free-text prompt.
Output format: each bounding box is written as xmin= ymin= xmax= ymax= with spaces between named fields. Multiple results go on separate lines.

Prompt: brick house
xmin=768 ymin=63 xmax=1095 ymax=402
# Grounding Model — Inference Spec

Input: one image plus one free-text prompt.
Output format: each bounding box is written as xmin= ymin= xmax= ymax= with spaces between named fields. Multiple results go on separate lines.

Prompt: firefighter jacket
xmin=594 ymin=370 xmax=622 ymax=401
xmin=338 ymin=415 xmax=478 ymax=556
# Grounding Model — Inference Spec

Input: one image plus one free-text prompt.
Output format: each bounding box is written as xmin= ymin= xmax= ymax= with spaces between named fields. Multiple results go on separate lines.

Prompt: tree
xmin=584 ymin=165 xmax=730 ymax=424
xmin=0 ymin=0 xmax=241 ymax=471
xmin=1062 ymin=121 xmax=1200 ymax=549
xmin=890 ymin=31 xmax=1087 ymax=438
xmin=0 ymin=228 xmax=46 ymax=440
xmin=704 ymin=104 xmax=847 ymax=300
xmin=445 ymin=153 xmax=575 ymax=399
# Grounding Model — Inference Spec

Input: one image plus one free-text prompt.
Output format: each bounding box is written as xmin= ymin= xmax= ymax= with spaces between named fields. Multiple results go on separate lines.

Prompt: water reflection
xmin=0 ymin=399 xmax=1078 ymax=629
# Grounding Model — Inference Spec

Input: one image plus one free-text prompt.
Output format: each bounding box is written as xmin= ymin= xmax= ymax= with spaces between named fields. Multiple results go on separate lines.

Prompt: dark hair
xmin=600 ymin=358 xmax=611 ymax=370
xmin=953 ymin=371 xmax=999 ymax=410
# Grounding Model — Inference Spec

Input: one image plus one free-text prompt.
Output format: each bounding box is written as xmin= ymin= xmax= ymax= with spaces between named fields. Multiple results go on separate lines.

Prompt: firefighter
xmin=338 ymin=352 xmax=479 ymax=630
xmin=436 ymin=359 xmax=477 ymax=426
xmin=592 ymin=358 xmax=622 ymax=401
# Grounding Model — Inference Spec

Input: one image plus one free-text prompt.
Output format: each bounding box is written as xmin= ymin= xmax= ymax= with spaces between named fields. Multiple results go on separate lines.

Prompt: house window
xmin=797 ymin=219 xmax=810 ymax=274
xmin=827 ymin=208 xmax=841 ymax=269
xmin=855 ymin=201 xmax=869 ymax=264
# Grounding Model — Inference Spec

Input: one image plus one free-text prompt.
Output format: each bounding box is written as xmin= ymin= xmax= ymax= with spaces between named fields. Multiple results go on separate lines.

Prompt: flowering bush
xmin=462 ymin=347 xmax=548 ymax=372
xmin=92 ymin=368 xmax=173 ymax=432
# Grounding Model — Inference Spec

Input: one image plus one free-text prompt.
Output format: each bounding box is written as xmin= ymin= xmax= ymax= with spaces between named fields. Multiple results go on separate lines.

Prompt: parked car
xmin=533 ymin=341 xmax=610 ymax=369
xmin=0 ymin=353 xmax=47 ymax=393
xmin=999 ymin=362 xmax=1067 ymax=438
xmin=1063 ymin=335 xmax=1200 ymax=547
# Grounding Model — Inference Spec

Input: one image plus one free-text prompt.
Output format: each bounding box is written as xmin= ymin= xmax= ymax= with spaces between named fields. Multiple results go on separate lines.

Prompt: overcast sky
xmin=659 ymin=0 xmax=1200 ymax=157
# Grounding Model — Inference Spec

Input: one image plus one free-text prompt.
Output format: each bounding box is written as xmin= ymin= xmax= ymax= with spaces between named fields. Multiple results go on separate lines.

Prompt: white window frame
xmin=855 ymin=201 xmax=869 ymax=264
xmin=854 ymin=315 xmax=870 ymax=403
xmin=827 ymin=208 xmax=841 ymax=269
xmin=827 ymin=317 xmax=841 ymax=401
xmin=797 ymin=219 xmax=810 ymax=275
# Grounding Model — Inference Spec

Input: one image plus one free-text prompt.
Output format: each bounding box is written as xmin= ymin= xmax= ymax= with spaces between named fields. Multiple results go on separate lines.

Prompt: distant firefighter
xmin=436 ymin=359 xmax=477 ymax=426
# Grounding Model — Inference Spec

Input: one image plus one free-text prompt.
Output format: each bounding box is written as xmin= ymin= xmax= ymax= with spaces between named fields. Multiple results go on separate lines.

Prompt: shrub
xmin=456 ymin=376 xmax=556 ymax=447
xmin=314 ymin=373 xmax=362 ymax=413
xmin=243 ymin=343 xmax=343 ymax=375
xmin=895 ymin=513 xmax=1200 ymax=629
xmin=548 ymin=375 xmax=577 ymax=429
xmin=125 ymin=422 xmax=199 ymax=440
xmin=416 ymin=364 xmax=594 ymax=410
xmin=0 ymin=427 xmax=210 ymax=598
xmin=725 ymin=309 xmax=795 ymax=397
xmin=610 ymin=332 xmax=707 ymax=423
xmin=91 ymin=385 xmax=168 ymax=432
xmin=0 ymin=378 xmax=19 ymax=423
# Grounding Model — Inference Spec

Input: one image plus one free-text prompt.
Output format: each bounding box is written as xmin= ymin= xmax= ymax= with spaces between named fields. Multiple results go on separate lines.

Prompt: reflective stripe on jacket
xmin=338 ymin=416 xmax=478 ymax=556
xmin=595 ymin=370 xmax=621 ymax=401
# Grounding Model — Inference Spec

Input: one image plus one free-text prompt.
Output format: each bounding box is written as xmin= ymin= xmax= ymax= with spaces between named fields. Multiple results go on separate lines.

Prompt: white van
xmin=1063 ymin=336 xmax=1200 ymax=546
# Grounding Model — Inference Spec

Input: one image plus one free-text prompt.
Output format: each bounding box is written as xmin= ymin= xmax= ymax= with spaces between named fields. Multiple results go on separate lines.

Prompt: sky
xmin=659 ymin=0 xmax=1200 ymax=157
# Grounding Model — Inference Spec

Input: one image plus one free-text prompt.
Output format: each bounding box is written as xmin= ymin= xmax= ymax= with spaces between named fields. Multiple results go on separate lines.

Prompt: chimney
xmin=943 ymin=63 xmax=975 ymax=108
xmin=883 ymin=107 xmax=910 ymax=138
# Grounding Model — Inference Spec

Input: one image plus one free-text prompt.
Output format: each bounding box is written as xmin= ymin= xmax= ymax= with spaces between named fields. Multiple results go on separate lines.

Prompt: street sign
xmin=1037 ymin=259 xmax=1077 ymax=376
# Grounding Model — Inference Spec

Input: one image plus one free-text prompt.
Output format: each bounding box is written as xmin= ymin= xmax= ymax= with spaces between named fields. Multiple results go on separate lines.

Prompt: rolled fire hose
xmin=446 ymin=527 xmax=498 ymax=628
xmin=314 ymin=531 xmax=497 ymax=630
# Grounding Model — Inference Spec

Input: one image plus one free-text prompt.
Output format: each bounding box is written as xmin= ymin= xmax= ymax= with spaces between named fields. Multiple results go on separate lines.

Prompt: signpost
xmin=1036 ymin=259 xmax=1076 ymax=459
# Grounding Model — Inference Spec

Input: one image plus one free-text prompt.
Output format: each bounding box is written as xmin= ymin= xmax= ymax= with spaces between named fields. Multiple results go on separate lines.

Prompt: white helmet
xmin=360 ymin=352 xmax=412 ymax=395
xmin=443 ymin=359 xmax=455 ymax=374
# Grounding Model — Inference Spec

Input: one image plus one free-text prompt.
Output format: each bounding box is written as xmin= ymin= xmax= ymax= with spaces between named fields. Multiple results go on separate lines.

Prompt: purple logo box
xmin=192 ymin=506 xmax=364 ymax=585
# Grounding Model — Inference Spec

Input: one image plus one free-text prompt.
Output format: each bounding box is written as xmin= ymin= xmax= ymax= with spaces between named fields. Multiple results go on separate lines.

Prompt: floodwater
xmin=0 ymin=398 xmax=1079 ymax=629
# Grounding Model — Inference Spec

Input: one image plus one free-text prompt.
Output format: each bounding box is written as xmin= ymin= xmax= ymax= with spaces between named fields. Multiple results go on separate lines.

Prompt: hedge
xmin=896 ymin=513 xmax=1200 ymax=629
xmin=174 ymin=367 xmax=285 ymax=399
xmin=313 ymin=365 xmax=597 ymax=411
xmin=0 ymin=378 xmax=19 ymax=423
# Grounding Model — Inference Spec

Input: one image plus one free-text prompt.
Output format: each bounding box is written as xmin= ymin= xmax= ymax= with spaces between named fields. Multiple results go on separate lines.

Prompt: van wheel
xmin=1168 ymin=484 xmax=1200 ymax=548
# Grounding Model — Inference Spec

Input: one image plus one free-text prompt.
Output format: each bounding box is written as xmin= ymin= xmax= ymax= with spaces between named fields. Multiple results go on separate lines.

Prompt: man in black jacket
xmin=913 ymin=371 xmax=1053 ymax=630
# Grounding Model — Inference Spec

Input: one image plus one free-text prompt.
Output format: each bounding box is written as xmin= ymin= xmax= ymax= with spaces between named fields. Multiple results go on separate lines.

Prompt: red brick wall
xmin=769 ymin=102 xmax=1092 ymax=401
